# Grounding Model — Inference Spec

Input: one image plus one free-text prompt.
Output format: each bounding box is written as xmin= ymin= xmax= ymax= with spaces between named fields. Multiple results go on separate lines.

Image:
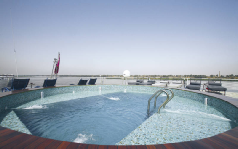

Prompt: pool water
xmin=12 ymin=91 xmax=166 ymax=145
xmin=0 ymin=89 xmax=236 ymax=145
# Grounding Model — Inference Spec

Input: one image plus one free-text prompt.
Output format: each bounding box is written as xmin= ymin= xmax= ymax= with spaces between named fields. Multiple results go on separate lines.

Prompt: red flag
xmin=54 ymin=52 xmax=60 ymax=74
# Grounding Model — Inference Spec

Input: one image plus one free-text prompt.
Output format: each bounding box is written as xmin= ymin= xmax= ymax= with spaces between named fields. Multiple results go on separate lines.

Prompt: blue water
xmin=14 ymin=92 xmax=166 ymax=145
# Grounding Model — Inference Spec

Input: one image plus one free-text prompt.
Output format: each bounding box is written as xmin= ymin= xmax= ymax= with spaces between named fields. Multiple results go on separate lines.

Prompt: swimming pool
xmin=0 ymin=85 xmax=238 ymax=145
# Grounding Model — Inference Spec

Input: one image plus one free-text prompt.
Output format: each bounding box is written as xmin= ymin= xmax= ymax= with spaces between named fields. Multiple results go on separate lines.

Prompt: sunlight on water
xmin=108 ymin=97 xmax=120 ymax=101
xmin=74 ymin=134 xmax=94 ymax=143
xmin=23 ymin=105 xmax=47 ymax=109
xmin=164 ymin=109 xmax=231 ymax=121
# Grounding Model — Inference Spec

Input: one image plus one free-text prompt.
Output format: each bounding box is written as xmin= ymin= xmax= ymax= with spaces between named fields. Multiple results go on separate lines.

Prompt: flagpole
xmin=51 ymin=58 xmax=57 ymax=79
xmin=55 ymin=52 xmax=60 ymax=79
xmin=11 ymin=8 xmax=18 ymax=78
xmin=14 ymin=50 xmax=18 ymax=78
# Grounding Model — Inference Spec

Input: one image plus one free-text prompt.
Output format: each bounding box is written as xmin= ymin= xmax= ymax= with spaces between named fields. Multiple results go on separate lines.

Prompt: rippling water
xmin=13 ymin=91 xmax=162 ymax=145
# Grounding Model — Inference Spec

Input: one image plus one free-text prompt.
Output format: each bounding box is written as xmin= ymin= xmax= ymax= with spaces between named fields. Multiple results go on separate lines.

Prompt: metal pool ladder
xmin=147 ymin=88 xmax=174 ymax=114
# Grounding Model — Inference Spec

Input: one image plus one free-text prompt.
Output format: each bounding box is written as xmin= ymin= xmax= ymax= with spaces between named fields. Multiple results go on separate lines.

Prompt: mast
xmin=14 ymin=50 xmax=18 ymax=78
xmin=11 ymin=8 xmax=18 ymax=78
xmin=51 ymin=58 xmax=57 ymax=79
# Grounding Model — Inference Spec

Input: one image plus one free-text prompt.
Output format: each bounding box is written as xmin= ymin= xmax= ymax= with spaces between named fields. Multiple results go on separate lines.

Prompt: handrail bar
xmin=147 ymin=89 xmax=164 ymax=113
xmin=163 ymin=89 xmax=174 ymax=108
xmin=147 ymin=88 xmax=174 ymax=115
xmin=158 ymin=89 xmax=174 ymax=113
xmin=154 ymin=88 xmax=174 ymax=108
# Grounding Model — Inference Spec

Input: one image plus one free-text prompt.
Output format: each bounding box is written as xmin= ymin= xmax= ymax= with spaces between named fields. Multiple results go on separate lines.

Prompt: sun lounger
xmin=78 ymin=79 xmax=88 ymax=85
xmin=88 ymin=78 xmax=97 ymax=85
xmin=128 ymin=82 xmax=140 ymax=85
xmin=207 ymin=85 xmax=227 ymax=92
xmin=147 ymin=80 xmax=156 ymax=85
xmin=43 ymin=79 xmax=57 ymax=87
xmin=186 ymin=79 xmax=201 ymax=90
xmin=186 ymin=84 xmax=201 ymax=90
xmin=205 ymin=79 xmax=227 ymax=95
xmin=138 ymin=80 xmax=155 ymax=85
xmin=2 ymin=78 xmax=30 ymax=92
xmin=128 ymin=80 xmax=143 ymax=85
xmin=207 ymin=79 xmax=223 ymax=86
xmin=34 ymin=79 xmax=57 ymax=88
xmin=128 ymin=80 xmax=155 ymax=85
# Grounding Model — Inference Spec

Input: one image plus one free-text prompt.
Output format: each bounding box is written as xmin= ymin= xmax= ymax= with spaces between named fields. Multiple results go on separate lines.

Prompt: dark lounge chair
xmin=34 ymin=79 xmax=57 ymax=88
xmin=43 ymin=79 xmax=57 ymax=87
xmin=128 ymin=80 xmax=142 ymax=85
xmin=147 ymin=80 xmax=156 ymax=85
xmin=206 ymin=79 xmax=227 ymax=95
xmin=2 ymin=78 xmax=30 ymax=92
xmin=78 ymin=79 xmax=88 ymax=85
xmin=88 ymin=78 xmax=97 ymax=85
xmin=186 ymin=79 xmax=201 ymax=90
xmin=128 ymin=80 xmax=155 ymax=85
xmin=139 ymin=80 xmax=156 ymax=85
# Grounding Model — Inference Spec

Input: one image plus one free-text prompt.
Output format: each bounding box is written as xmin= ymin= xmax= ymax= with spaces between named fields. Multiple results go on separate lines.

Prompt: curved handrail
xmin=158 ymin=89 xmax=174 ymax=113
xmin=147 ymin=89 xmax=164 ymax=113
xmin=162 ymin=88 xmax=174 ymax=108
xmin=147 ymin=89 xmax=175 ymax=115
xmin=154 ymin=88 xmax=174 ymax=108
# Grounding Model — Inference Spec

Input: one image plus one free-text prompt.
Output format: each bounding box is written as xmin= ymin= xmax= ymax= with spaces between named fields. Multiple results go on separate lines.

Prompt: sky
xmin=0 ymin=0 xmax=237 ymax=76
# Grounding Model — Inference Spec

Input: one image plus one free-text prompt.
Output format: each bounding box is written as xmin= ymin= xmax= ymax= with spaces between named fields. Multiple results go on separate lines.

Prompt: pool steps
xmin=147 ymin=88 xmax=174 ymax=114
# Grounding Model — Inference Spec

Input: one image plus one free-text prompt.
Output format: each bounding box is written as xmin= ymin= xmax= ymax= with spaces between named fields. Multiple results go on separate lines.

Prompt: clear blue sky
xmin=0 ymin=0 xmax=237 ymax=76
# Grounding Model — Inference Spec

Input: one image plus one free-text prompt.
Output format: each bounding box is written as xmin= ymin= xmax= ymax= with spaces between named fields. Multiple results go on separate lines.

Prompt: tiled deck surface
xmin=0 ymin=86 xmax=238 ymax=148
xmin=226 ymin=92 xmax=238 ymax=99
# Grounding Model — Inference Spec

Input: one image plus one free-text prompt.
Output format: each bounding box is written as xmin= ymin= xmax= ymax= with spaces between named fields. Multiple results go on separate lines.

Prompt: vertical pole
xmin=11 ymin=8 xmax=18 ymax=78
xmin=100 ymin=75 xmax=101 ymax=84
xmin=51 ymin=61 xmax=55 ymax=79
xmin=204 ymin=98 xmax=207 ymax=106
xmin=51 ymin=58 xmax=57 ymax=79
xmin=184 ymin=78 xmax=185 ymax=88
xmin=41 ymin=92 xmax=44 ymax=98
xmin=14 ymin=50 xmax=18 ymax=78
